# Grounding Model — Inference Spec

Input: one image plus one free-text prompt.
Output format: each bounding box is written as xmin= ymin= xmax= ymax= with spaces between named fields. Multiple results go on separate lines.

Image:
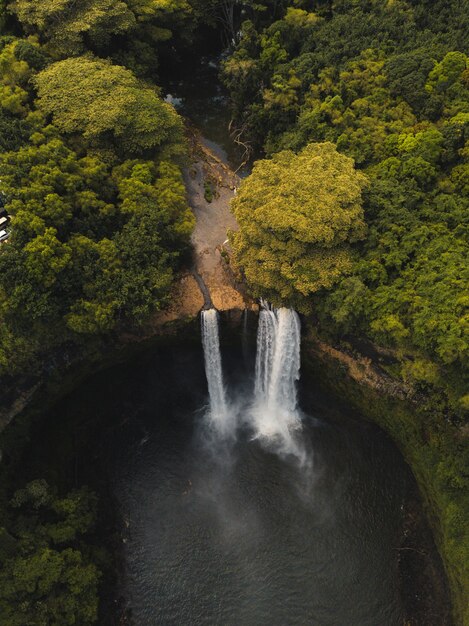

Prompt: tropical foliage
xmin=0 ymin=480 xmax=101 ymax=625
xmin=231 ymin=142 xmax=367 ymax=310
xmin=224 ymin=0 xmax=469 ymax=407
xmin=0 ymin=6 xmax=196 ymax=376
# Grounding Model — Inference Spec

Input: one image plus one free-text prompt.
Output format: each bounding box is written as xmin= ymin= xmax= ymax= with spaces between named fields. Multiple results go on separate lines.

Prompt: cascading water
xmin=201 ymin=309 xmax=231 ymax=436
xmin=266 ymin=307 xmax=302 ymax=413
xmin=200 ymin=303 xmax=305 ymax=460
xmin=251 ymin=302 xmax=304 ymax=459
xmin=254 ymin=304 xmax=277 ymax=401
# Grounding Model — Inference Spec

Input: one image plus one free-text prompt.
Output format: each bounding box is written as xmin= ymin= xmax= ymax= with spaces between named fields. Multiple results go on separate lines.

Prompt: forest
xmin=0 ymin=0 xmax=467 ymax=624
xmin=224 ymin=0 xmax=469 ymax=413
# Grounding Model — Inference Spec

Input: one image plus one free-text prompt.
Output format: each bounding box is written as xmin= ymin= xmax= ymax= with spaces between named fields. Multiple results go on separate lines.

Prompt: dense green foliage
xmin=231 ymin=142 xmax=367 ymax=308
xmin=0 ymin=480 xmax=101 ymax=625
xmin=224 ymin=1 xmax=469 ymax=621
xmin=0 ymin=8 xmax=196 ymax=376
xmin=224 ymin=0 xmax=469 ymax=407
xmin=0 ymin=135 xmax=194 ymax=372
xmin=35 ymin=56 xmax=184 ymax=156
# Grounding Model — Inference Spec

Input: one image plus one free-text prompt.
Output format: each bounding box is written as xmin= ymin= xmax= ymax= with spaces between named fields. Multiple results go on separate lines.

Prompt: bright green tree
xmin=35 ymin=56 xmax=184 ymax=156
xmin=10 ymin=0 xmax=135 ymax=56
xmin=0 ymin=135 xmax=193 ymax=373
xmin=230 ymin=142 xmax=367 ymax=310
xmin=0 ymin=480 xmax=101 ymax=625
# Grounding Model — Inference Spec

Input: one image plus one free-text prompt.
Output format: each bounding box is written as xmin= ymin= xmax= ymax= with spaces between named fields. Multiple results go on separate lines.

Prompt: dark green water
xmin=163 ymin=56 xmax=251 ymax=176
xmin=24 ymin=338 xmax=411 ymax=625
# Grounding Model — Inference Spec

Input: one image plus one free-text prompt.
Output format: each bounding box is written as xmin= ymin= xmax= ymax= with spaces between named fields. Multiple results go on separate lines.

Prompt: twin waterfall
xmin=201 ymin=303 xmax=304 ymax=458
xmin=255 ymin=305 xmax=301 ymax=414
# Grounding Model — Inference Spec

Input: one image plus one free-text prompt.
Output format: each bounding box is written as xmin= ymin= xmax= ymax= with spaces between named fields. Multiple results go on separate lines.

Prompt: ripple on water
xmin=113 ymin=410 xmax=406 ymax=626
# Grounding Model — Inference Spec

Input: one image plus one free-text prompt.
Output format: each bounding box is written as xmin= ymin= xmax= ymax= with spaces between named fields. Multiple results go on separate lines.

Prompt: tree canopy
xmin=0 ymin=27 xmax=193 ymax=377
xmin=231 ymin=142 xmax=367 ymax=310
xmin=35 ymin=56 xmax=184 ymax=156
xmin=0 ymin=135 xmax=194 ymax=372
xmin=224 ymin=2 xmax=469 ymax=400
xmin=0 ymin=480 xmax=101 ymax=626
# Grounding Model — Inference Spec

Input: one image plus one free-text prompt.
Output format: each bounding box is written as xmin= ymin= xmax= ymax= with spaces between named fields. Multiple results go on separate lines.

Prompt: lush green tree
xmin=0 ymin=37 xmax=47 ymax=150
xmin=0 ymin=132 xmax=193 ymax=372
xmin=10 ymin=0 xmax=135 ymax=56
xmin=0 ymin=0 xmax=6 ymax=27
xmin=225 ymin=2 xmax=469 ymax=392
xmin=0 ymin=134 xmax=118 ymax=241
xmin=0 ymin=480 xmax=101 ymax=625
xmin=65 ymin=160 xmax=195 ymax=333
xmin=231 ymin=142 xmax=367 ymax=310
xmin=35 ymin=56 xmax=184 ymax=157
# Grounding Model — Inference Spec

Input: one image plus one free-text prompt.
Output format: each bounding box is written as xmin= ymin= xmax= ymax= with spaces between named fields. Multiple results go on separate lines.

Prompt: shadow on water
xmin=62 ymin=336 xmax=407 ymax=626
xmin=109 ymin=371 xmax=407 ymax=625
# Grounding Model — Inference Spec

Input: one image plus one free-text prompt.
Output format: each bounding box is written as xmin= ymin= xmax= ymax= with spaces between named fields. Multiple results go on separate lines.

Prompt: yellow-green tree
xmin=230 ymin=142 xmax=367 ymax=310
xmin=10 ymin=0 xmax=135 ymax=56
xmin=34 ymin=56 xmax=184 ymax=157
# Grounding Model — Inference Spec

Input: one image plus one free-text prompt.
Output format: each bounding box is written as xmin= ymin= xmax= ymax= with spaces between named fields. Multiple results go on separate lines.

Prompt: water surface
xmin=19 ymin=342 xmax=409 ymax=625
xmin=103 ymin=345 xmax=407 ymax=626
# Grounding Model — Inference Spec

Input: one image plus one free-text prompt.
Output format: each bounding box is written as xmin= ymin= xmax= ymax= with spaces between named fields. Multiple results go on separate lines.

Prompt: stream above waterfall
xmin=162 ymin=55 xmax=251 ymax=176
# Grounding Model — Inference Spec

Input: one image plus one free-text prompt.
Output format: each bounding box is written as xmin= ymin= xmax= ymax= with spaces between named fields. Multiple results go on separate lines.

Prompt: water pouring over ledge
xmin=201 ymin=303 xmax=306 ymax=462
xmin=251 ymin=302 xmax=305 ymax=461
xmin=201 ymin=309 xmax=231 ymax=437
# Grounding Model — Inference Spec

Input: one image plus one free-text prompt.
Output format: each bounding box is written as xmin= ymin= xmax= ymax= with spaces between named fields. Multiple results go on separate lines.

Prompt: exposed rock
xmin=184 ymin=128 xmax=250 ymax=313
xmin=307 ymin=333 xmax=415 ymax=402
xmin=0 ymin=382 xmax=40 ymax=433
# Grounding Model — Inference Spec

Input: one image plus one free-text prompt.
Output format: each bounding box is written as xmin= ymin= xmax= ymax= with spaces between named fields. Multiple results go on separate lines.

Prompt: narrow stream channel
xmin=163 ymin=55 xmax=251 ymax=176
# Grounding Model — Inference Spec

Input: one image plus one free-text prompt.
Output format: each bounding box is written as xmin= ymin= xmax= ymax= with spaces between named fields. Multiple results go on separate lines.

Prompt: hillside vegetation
xmin=0 ymin=2 xmax=208 ymax=375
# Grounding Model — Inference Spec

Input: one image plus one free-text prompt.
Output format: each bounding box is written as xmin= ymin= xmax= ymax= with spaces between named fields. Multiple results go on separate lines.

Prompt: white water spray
xmin=200 ymin=304 xmax=306 ymax=460
xmin=251 ymin=302 xmax=304 ymax=459
xmin=201 ymin=309 xmax=231 ymax=436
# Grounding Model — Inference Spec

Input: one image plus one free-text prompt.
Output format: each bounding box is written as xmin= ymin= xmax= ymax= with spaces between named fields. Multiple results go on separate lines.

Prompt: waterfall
xmin=251 ymin=302 xmax=303 ymax=458
xmin=266 ymin=307 xmax=302 ymax=413
xmin=241 ymin=308 xmax=250 ymax=367
xmin=201 ymin=309 xmax=230 ymax=436
xmin=200 ymin=304 xmax=305 ymax=460
xmin=254 ymin=305 xmax=277 ymax=401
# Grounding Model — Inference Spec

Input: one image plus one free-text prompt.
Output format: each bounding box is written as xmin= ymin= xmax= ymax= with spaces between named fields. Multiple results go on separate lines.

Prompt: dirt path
xmin=138 ymin=129 xmax=251 ymax=329
xmin=183 ymin=130 xmax=248 ymax=311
